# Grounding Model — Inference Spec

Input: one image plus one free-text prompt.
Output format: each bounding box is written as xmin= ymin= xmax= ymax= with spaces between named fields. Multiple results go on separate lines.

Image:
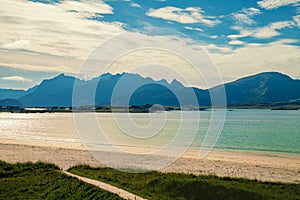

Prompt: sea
xmin=0 ymin=109 xmax=299 ymax=155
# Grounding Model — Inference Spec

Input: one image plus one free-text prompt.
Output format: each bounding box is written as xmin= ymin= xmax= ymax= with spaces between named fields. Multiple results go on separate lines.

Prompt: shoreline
xmin=0 ymin=138 xmax=299 ymax=183
xmin=2 ymin=136 xmax=299 ymax=157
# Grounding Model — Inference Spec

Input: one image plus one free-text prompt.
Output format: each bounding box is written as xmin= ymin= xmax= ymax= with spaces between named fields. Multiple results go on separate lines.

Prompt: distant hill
xmin=19 ymin=74 xmax=78 ymax=107
xmin=0 ymin=85 xmax=38 ymax=100
xmin=129 ymin=82 xmax=209 ymax=106
xmin=1 ymin=71 xmax=299 ymax=107
xmin=0 ymin=89 xmax=27 ymax=99
xmin=211 ymin=72 xmax=300 ymax=105
xmin=0 ymin=98 xmax=23 ymax=107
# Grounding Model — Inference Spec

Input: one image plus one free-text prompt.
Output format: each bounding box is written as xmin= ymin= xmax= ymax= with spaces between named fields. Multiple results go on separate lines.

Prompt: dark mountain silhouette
xmin=0 ymin=85 xmax=38 ymax=101
xmin=129 ymin=83 xmax=210 ymax=106
xmin=19 ymin=74 xmax=80 ymax=107
xmin=210 ymin=72 xmax=300 ymax=105
xmin=0 ymin=98 xmax=23 ymax=107
xmin=16 ymin=72 xmax=197 ymax=107
xmin=0 ymin=89 xmax=27 ymax=99
xmin=0 ymin=71 xmax=299 ymax=107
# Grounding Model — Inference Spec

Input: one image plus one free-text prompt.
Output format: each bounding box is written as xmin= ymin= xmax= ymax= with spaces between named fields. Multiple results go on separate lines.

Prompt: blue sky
xmin=0 ymin=0 xmax=300 ymax=89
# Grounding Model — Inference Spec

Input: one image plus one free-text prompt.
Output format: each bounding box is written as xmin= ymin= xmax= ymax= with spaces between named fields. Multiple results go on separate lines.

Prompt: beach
xmin=1 ymin=138 xmax=299 ymax=183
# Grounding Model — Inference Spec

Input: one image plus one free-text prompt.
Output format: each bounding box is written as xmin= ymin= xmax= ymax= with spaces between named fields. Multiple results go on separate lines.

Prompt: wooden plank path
xmin=63 ymin=171 xmax=147 ymax=200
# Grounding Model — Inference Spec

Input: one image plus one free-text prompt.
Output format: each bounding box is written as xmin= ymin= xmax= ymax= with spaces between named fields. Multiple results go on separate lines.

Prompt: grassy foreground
xmin=0 ymin=161 xmax=123 ymax=200
xmin=69 ymin=165 xmax=300 ymax=200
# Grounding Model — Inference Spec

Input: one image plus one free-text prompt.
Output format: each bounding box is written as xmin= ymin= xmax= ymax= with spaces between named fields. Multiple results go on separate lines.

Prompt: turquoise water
xmin=1 ymin=110 xmax=300 ymax=155
xmin=211 ymin=109 xmax=300 ymax=154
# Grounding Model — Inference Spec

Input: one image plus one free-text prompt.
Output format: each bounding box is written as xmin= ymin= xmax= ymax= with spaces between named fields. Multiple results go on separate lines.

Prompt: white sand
xmin=0 ymin=138 xmax=299 ymax=183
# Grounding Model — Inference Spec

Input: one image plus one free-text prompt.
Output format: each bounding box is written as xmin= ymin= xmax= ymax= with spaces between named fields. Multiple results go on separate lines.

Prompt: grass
xmin=69 ymin=165 xmax=300 ymax=200
xmin=0 ymin=161 xmax=123 ymax=200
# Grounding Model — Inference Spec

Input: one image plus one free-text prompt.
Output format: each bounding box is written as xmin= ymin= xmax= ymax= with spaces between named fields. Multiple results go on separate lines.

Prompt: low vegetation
xmin=69 ymin=165 xmax=300 ymax=200
xmin=0 ymin=161 xmax=122 ymax=200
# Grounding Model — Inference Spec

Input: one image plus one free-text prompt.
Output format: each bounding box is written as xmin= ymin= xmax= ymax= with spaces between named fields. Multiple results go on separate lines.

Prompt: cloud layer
xmin=0 ymin=0 xmax=123 ymax=74
xmin=0 ymin=0 xmax=299 ymax=89
xmin=147 ymin=6 xmax=220 ymax=26
xmin=258 ymin=0 xmax=300 ymax=10
xmin=2 ymin=76 xmax=32 ymax=82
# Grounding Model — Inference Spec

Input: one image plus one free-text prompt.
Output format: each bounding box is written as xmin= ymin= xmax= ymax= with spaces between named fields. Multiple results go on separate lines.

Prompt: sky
xmin=0 ymin=0 xmax=300 ymax=89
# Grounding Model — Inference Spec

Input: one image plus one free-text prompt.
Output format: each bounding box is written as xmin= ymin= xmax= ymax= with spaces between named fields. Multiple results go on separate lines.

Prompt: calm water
xmin=0 ymin=109 xmax=299 ymax=154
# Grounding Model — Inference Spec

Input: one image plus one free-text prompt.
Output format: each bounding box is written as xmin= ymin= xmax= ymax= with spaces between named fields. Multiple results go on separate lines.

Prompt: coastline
xmin=1 ymin=138 xmax=299 ymax=183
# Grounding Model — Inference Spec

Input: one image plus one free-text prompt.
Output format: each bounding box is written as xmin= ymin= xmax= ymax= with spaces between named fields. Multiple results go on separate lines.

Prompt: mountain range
xmin=0 ymin=72 xmax=299 ymax=107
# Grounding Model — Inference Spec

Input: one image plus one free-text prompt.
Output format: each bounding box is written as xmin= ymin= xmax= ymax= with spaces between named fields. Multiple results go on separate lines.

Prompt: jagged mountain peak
xmin=0 ymin=71 xmax=299 ymax=107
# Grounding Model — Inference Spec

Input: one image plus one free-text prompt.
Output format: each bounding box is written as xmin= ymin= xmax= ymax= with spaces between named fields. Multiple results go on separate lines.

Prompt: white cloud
xmin=0 ymin=0 xmax=123 ymax=73
xmin=2 ymin=76 xmax=32 ymax=82
xmin=227 ymin=29 xmax=253 ymax=39
xmin=253 ymin=21 xmax=294 ymax=38
xmin=3 ymin=40 xmax=30 ymax=50
xmin=228 ymin=40 xmax=245 ymax=45
xmin=208 ymin=39 xmax=300 ymax=80
xmin=184 ymin=26 xmax=203 ymax=32
xmin=293 ymin=15 xmax=300 ymax=26
xmin=205 ymin=44 xmax=233 ymax=54
xmin=232 ymin=7 xmax=261 ymax=25
xmin=147 ymin=6 xmax=220 ymax=26
xmin=252 ymin=27 xmax=279 ymax=38
xmin=59 ymin=0 xmax=113 ymax=17
xmin=246 ymin=7 xmax=262 ymax=15
xmin=130 ymin=2 xmax=141 ymax=8
xmin=230 ymin=21 xmax=294 ymax=39
xmin=258 ymin=0 xmax=300 ymax=10
xmin=233 ymin=13 xmax=255 ymax=25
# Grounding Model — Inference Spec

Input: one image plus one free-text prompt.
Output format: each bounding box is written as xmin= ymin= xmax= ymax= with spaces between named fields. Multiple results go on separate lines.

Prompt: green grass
xmin=0 ymin=161 xmax=123 ymax=200
xmin=69 ymin=165 xmax=300 ymax=200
